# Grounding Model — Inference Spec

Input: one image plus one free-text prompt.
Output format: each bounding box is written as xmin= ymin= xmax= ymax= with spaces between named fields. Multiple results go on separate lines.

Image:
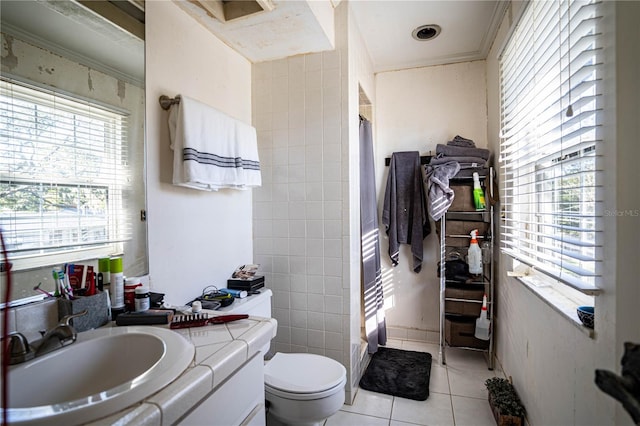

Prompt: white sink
xmin=2 ymin=325 xmax=195 ymax=425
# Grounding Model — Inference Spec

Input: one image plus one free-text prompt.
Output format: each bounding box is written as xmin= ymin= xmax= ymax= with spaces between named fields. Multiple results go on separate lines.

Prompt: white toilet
xmin=219 ymin=289 xmax=347 ymax=426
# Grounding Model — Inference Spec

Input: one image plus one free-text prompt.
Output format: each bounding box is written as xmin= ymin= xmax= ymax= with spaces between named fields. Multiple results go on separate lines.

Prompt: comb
xmin=170 ymin=313 xmax=249 ymax=329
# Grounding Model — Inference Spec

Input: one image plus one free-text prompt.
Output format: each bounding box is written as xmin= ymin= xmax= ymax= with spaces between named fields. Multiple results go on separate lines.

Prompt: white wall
xmin=374 ymin=62 xmax=488 ymax=341
xmin=485 ymin=2 xmax=640 ymax=425
xmin=145 ymin=1 xmax=253 ymax=304
xmin=613 ymin=0 xmax=640 ymax=351
xmin=613 ymin=2 xmax=640 ymax=422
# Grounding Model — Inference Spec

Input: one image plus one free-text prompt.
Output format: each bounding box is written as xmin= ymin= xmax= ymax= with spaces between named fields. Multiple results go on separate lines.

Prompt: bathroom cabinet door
xmin=180 ymin=353 xmax=265 ymax=425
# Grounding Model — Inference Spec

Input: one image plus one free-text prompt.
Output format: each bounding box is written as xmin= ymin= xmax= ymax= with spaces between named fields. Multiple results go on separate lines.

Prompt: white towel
xmin=168 ymin=95 xmax=261 ymax=191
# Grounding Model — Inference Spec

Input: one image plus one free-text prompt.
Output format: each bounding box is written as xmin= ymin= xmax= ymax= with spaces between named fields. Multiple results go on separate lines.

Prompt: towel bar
xmin=385 ymin=154 xmax=432 ymax=166
xmin=159 ymin=95 xmax=181 ymax=110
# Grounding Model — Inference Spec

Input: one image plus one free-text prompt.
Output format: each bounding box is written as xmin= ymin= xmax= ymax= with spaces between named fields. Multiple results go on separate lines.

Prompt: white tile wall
xmin=250 ymin=2 xmax=377 ymax=405
xmin=6 ymin=298 xmax=58 ymax=339
xmin=252 ymin=40 xmax=351 ymax=377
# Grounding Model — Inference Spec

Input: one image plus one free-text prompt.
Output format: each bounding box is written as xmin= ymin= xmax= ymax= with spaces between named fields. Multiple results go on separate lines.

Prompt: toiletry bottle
xmin=124 ymin=276 xmax=141 ymax=312
xmin=135 ymin=286 xmax=150 ymax=312
xmin=468 ymin=229 xmax=483 ymax=275
xmin=98 ymin=257 xmax=110 ymax=292
xmin=109 ymin=257 xmax=125 ymax=314
xmin=472 ymin=172 xmax=486 ymax=211
xmin=85 ymin=266 xmax=96 ymax=296
xmin=474 ymin=294 xmax=490 ymax=340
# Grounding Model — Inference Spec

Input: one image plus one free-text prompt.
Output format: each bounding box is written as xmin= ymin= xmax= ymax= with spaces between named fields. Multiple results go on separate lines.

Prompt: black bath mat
xmin=359 ymin=347 xmax=432 ymax=401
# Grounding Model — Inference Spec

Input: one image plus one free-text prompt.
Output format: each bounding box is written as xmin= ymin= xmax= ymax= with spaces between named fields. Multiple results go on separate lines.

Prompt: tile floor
xmin=325 ymin=339 xmax=503 ymax=426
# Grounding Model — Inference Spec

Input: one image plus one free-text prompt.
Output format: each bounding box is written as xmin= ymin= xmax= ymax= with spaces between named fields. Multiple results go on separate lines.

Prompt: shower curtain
xmin=359 ymin=116 xmax=387 ymax=353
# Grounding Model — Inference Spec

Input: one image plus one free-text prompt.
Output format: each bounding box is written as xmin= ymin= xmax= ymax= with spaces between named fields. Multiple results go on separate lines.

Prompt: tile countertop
xmin=87 ymin=313 xmax=277 ymax=425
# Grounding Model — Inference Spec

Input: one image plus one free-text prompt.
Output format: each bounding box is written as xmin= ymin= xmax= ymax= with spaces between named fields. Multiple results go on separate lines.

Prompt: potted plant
xmin=485 ymin=377 xmax=526 ymax=426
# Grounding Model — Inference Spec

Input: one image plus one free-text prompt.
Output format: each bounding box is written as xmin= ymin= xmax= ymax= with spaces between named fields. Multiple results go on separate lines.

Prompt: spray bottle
xmin=475 ymin=294 xmax=490 ymax=340
xmin=472 ymin=172 xmax=486 ymax=211
xmin=468 ymin=229 xmax=483 ymax=275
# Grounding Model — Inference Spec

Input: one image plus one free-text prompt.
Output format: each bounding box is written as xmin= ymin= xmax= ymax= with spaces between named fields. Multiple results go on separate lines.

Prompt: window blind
xmin=499 ymin=0 xmax=603 ymax=291
xmin=0 ymin=78 xmax=131 ymax=267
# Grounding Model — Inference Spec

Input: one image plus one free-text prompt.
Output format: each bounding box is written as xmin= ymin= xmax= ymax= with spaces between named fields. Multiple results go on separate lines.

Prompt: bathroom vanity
xmin=87 ymin=315 xmax=277 ymax=425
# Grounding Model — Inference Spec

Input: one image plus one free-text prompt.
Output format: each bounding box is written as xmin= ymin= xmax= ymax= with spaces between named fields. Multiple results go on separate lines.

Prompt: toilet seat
xmin=264 ymin=353 xmax=346 ymax=400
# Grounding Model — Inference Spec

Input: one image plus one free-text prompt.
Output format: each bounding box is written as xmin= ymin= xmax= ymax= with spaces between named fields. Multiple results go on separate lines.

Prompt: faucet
xmin=5 ymin=310 xmax=88 ymax=364
xmin=33 ymin=310 xmax=88 ymax=357
xmin=5 ymin=332 xmax=35 ymax=364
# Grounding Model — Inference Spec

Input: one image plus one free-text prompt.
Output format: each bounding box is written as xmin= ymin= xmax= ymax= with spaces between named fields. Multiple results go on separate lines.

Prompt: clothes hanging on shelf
xmin=425 ymin=161 xmax=460 ymax=221
xmin=382 ymin=151 xmax=431 ymax=273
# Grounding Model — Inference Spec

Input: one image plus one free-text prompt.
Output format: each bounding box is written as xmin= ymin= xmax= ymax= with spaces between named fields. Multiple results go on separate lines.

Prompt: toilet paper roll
xmin=191 ymin=301 xmax=202 ymax=313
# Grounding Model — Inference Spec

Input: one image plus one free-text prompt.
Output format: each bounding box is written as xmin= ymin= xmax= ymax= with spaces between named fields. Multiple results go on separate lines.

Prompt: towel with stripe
xmin=168 ymin=95 xmax=261 ymax=191
xmin=425 ymin=161 xmax=460 ymax=221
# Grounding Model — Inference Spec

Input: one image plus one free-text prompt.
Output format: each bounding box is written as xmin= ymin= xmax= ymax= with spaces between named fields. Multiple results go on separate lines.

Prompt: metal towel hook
xmin=159 ymin=95 xmax=181 ymax=110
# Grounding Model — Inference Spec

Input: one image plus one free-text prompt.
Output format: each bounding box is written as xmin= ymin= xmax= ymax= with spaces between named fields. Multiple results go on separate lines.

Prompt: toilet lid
xmin=264 ymin=353 xmax=346 ymax=394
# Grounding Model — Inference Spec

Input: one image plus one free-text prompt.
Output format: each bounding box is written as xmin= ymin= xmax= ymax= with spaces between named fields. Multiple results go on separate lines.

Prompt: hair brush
xmin=170 ymin=313 xmax=248 ymax=329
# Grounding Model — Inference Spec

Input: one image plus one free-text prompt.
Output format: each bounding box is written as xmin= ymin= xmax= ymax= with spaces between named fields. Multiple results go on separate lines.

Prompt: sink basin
xmin=2 ymin=325 xmax=195 ymax=425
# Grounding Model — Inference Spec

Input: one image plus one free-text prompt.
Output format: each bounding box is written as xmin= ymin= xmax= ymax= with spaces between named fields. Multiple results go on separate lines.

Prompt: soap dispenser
xmin=468 ymin=229 xmax=483 ymax=275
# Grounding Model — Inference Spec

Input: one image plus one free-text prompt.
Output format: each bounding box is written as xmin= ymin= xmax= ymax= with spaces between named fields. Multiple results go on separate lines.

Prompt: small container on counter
xmin=124 ymin=276 xmax=142 ymax=312
xmin=134 ymin=286 xmax=150 ymax=312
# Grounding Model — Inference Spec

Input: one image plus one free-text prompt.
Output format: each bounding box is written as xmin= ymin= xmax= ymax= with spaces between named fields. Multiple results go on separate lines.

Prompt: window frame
xmin=498 ymin=0 xmax=603 ymax=295
xmin=0 ymin=77 xmax=130 ymax=271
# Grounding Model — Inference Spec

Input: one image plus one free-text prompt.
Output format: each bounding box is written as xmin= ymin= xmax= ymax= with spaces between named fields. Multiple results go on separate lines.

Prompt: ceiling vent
xmin=412 ymin=24 xmax=441 ymax=41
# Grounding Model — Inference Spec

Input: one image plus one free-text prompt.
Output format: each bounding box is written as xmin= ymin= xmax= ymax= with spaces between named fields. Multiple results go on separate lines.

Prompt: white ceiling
xmin=172 ymin=1 xmax=508 ymax=73
xmin=350 ymin=0 xmax=508 ymax=73
xmin=0 ymin=1 xmax=507 ymax=82
xmin=174 ymin=0 xmax=335 ymax=63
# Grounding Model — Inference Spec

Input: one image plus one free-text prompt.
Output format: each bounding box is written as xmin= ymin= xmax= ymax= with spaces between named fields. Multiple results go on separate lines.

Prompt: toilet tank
xmin=217 ymin=289 xmax=274 ymax=356
xmin=217 ymin=289 xmax=272 ymax=317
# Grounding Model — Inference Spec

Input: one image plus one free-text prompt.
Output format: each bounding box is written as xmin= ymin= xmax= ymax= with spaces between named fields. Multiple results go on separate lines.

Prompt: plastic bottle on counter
xmin=124 ymin=276 xmax=142 ymax=312
xmin=109 ymin=257 xmax=125 ymax=315
xmin=98 ymin=257 xmax=110 ymax=292
xmin=135 ymin=286 xmax=150 ymax=312
xmin=85 ymin=266 xmax=97 ymax=296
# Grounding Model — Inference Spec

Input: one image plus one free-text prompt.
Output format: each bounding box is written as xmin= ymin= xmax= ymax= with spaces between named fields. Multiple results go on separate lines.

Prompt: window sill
xmin=509 ymin=266 xmax=596 ymax=339
xmin=9 ymin=246 xmax=122 ymax=272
